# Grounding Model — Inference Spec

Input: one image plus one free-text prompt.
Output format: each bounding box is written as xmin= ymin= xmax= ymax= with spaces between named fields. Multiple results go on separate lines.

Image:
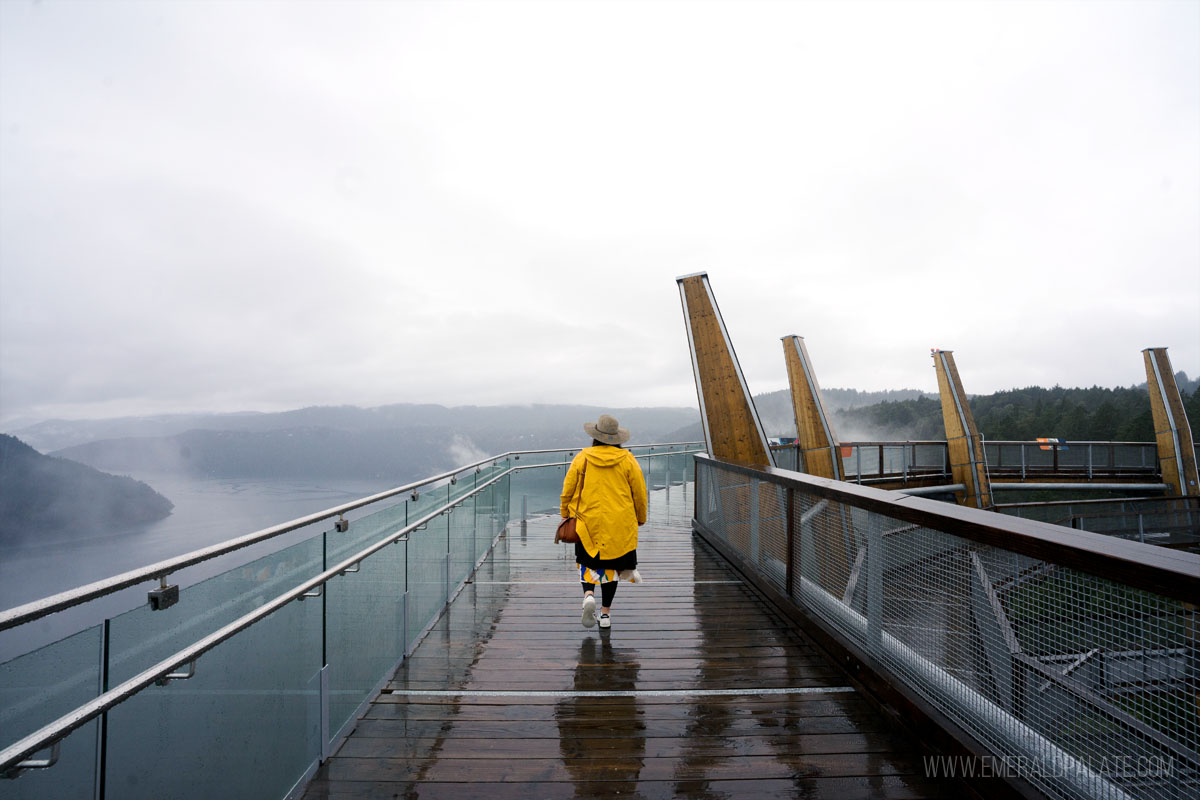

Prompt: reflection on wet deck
xmin=302 ymin=485 xmax=961 ymax=799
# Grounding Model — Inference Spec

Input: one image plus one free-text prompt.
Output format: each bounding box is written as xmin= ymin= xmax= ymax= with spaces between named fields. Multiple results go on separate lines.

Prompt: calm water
xmin=0 ymin=474 xmax=400 ymax=662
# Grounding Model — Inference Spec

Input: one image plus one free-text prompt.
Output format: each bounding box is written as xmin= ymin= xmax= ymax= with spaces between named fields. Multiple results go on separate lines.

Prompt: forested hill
xmin=0 ymin=434 xmax=173 ymax=542
xmin=835 ymin=380 xmax=1200 ymax=442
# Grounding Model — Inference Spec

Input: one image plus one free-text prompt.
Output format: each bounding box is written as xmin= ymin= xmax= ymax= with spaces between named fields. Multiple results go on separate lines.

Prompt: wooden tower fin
xmin=781 ymin=335 xmax=842 ymax=479
xmin=932 ymin=350 xmax=992 ymax=508
xmin=677 ymin=273 xmax=773 ymax=467
xmin=1143 ymin=347 xmax=1199 ymax=496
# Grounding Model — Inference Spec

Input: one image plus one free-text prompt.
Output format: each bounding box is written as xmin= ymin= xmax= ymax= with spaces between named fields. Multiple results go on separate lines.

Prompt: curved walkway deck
xmin=302 ymin=484 xmax=962 ymax=799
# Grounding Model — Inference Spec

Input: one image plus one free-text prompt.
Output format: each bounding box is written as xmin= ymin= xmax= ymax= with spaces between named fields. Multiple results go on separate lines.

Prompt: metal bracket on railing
xmin=148 ymin=575 xmax=179 ymax=611
xmin=414 ymin=522 xmax=428 ymax=531
xmin=297 ymin=584 xmax=323 ymax=601
xmin=339 ymin=561 xmax=360 ymax=576
xmin=450 ymin=476 xmax=457 ymax=485
xmin=335 ymin=515 xmax=349 ymax=532
xmin=2 ymin=740 xmax=61 ymax=779
xmin=411 ymin=490 xmax=419 ymax=502
xmin=155 ymin=660 xmax=196 ymax=686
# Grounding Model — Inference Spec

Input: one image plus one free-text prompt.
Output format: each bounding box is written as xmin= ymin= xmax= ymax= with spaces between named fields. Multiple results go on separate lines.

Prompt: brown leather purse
xmin=555 ymin=461 xmax=587 ymax=544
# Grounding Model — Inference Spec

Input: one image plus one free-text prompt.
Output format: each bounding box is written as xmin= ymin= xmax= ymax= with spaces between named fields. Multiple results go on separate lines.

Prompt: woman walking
xmin=560 ymin=414 xmax=648 ymax=629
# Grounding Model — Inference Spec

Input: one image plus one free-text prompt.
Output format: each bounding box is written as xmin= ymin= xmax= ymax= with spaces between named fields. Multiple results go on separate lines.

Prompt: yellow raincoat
xmin=560 ymin=446 xmax=647 ymax=560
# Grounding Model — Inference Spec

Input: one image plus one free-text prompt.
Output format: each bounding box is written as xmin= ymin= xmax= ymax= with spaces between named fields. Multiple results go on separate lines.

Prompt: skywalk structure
xmin=677 ymin=271 xmax=1199 ymax=800
xmin=1 ymin=275 xmax=1197 ymax=799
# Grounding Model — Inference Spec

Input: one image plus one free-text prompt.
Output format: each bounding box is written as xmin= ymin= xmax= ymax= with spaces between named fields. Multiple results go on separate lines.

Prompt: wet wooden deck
xmin=302 ymin=484 xmax=963 ymax=799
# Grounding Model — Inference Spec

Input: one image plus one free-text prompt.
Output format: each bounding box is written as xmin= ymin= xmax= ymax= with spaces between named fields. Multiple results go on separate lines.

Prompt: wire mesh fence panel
xmin=695 ymin=459 xmax=1199 ymax=800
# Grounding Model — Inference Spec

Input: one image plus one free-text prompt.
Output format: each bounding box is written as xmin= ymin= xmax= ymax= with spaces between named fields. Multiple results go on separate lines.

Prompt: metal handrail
xmin=0 ymin=468 xmax=513 ymax=774
xmin=0 ymin=442 xmax=705 ymax=632
xmin=698 ymin=455 xmax=1200 ymax=601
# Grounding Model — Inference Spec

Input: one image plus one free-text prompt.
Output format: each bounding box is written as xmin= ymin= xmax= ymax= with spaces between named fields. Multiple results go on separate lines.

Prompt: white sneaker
xmin=598 ymin=613 xmax=611 ymax=629
xmin=581 ymin=595 xmax=596 ymax=628
xmin=619 ymin=569 xmax=642 ymax=583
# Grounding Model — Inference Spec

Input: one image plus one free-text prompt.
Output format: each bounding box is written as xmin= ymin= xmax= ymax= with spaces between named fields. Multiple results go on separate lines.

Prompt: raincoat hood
xmin=582 ymin=446 xmax=630 ymax=468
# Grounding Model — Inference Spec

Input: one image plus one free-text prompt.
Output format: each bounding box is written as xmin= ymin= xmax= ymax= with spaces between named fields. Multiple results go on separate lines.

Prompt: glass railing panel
xmin=1055 ymin=446 xmax=1089 ymax=469
xmin=103 ymin=597 xmax=321 ymax=800
xmin=403 ymin=514 xmax=449 ymax=652
xmin=325 ymin=537 xmax=405 ymax=740
xmin=912 ymin=443 xmax=946 ymax=470
xmin=105 ymin=535 xmax=325 ymax=687
xmin=0 ymin=625 xmax=101 ymax=799
xmin=328 ymin=497 xmax=408 ymax=563
xmin=406 ymin=485 xmax=449 ymax=527
xmin=510 ymin=462 xmax=570 ymax=517
xmin=474 ymin=484 xmax=495 ymax=561
xmin=448 ymin=495 xmax=478 ymax=588
xmin=772 ymin=446 xmax=799 ymax=471
xmin=1022 ymin=444 xmax=1056 ymax=469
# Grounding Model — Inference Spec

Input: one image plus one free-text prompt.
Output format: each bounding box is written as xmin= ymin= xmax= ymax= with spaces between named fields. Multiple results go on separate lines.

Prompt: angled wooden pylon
xmin=1143 ymin=347 xmax=1199 ymax=496
xmin=781 ymin=335 xmax=843 ymax=480
xmin=677 ymin=272 xmax=773 ymax=467
xmin=932 ymin=350 xmax=992 ymax=508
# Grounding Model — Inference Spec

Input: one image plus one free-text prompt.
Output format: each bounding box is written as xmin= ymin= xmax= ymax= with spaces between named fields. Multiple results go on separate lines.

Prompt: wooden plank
xmin=337 ymin=731 xmax=913 ymax=759
xmin=351 ymin=715 xmax=894 ymax=740
xmin=302 ymin=775 xmax=963 ymax=800
xmin=320 ymin=752 xmax=929 ymax=782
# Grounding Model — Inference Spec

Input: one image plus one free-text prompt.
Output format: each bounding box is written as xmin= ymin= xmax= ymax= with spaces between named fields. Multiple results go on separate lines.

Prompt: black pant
xmin=582 ymin=581 xmax=617 ymax=607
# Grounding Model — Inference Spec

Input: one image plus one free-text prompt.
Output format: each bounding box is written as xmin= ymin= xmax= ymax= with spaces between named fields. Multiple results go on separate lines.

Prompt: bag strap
xmin=573 ymin=460 xmax=588 ymax=516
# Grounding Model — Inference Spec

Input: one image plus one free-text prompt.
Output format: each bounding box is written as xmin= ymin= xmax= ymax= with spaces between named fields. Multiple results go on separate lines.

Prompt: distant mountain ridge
xmin=0 ymin=434 xmax=173 ymax=542
xmin=11 ymin=403 xmax=701 ymax=455
xmin=21 ymin=404 xmax=701 ymax=482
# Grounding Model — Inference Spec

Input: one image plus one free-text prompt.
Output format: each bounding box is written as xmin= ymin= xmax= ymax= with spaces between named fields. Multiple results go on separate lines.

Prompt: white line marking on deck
xmin=467 ymin=580 xmax=745 ymax=585
xmin=388 ymin=686 xmax=856 ymax=698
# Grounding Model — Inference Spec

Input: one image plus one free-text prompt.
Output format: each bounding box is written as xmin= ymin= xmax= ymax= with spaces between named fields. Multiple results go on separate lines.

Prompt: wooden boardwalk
xmin=302 ymin=483 xmax=963 ymax=799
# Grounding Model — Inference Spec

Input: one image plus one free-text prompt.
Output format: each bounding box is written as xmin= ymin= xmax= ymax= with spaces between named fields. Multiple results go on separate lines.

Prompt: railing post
xmin=785 ymin=487 xmax=795 ymax=599
xmin=866 ymin=522 xmax=882 ymax=651
xmin=94 ymin=619 xmax=110 ymax=800
xmin=749 ymin=478 xmax=760 ymax=567
xmin=320 ymin=666 xmax=330 ymax=761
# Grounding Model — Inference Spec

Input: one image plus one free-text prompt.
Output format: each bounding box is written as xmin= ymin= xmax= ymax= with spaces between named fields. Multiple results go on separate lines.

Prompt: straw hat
xmin=584 ymin=413 xmax=630 ymax=445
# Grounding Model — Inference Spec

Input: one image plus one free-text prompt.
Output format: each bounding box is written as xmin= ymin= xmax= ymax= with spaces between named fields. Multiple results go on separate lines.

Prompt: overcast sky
xmin=1 ymin=0 xmax=1197 ymax=428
